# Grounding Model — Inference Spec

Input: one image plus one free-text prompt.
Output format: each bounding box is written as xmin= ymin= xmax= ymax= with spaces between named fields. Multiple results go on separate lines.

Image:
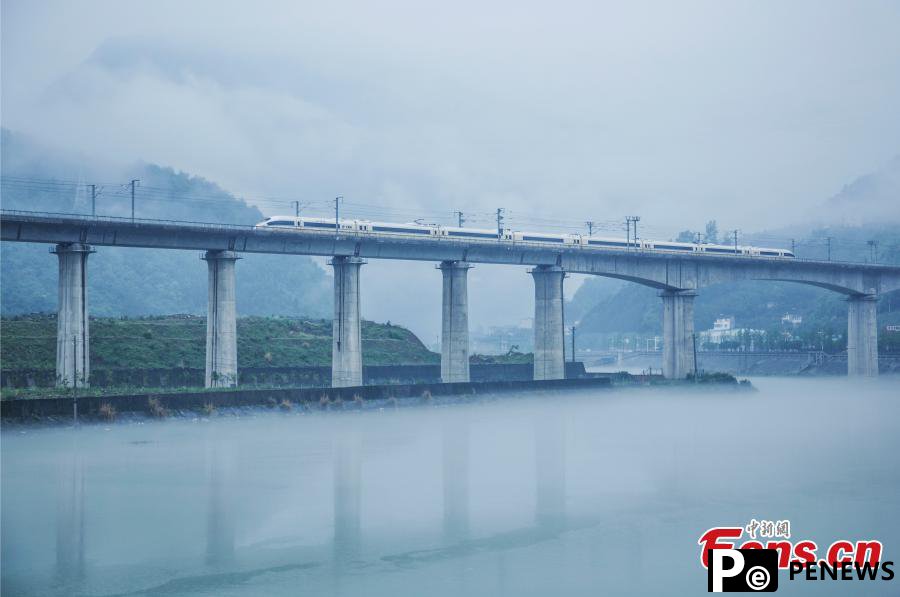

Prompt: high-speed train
xmin=255 ymin=216 xmax=796 ymax=258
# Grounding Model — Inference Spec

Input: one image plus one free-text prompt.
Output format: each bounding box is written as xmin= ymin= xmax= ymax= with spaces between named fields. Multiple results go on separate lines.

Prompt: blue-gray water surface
xmin=2 ymin=377 xmax=898 ymax=596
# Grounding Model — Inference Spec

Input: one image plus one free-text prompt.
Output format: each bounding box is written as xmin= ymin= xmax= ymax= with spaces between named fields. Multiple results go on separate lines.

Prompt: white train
xmin=255 ymin=216 xmax=795 ymax=258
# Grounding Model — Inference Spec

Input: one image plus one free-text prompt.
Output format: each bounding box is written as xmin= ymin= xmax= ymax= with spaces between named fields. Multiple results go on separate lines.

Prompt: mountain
xmin=568 ymin=158 xmax=900 ymax=348
xmin=823 ymin=155 xmax=900 ymax=226
xmin=0 ymin=128 xmax=331 ymax=318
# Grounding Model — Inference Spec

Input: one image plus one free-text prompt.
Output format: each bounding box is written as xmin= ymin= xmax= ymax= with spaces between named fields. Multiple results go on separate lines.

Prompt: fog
xmin=4 ymin=0 xmax=900 ymax=338
xmin=4 ymin=1 xmax=899 ymax=229
xmin=3 ymin=378 xmax=898 ymax=596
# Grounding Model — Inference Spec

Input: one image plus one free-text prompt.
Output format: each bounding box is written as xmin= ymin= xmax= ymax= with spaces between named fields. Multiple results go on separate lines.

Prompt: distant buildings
xmin=698 ymin=316 xmax=764 ymax=349
xmin=781 ymin=313 xmax=803 ymax=328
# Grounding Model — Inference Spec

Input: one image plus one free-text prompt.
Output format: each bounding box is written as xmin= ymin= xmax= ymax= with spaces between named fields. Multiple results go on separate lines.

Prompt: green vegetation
xmin=1 ymin=128 xmax=331 ymax=319
xmin=0 ymin=314 xmax=439 ymax=371
xmin=469 ymin=350 xmax=533 ymax=364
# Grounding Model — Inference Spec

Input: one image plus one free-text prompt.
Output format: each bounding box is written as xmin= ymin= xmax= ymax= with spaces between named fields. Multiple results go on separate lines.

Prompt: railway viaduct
xmin=3 ymin=210 xmax=899 ymax=388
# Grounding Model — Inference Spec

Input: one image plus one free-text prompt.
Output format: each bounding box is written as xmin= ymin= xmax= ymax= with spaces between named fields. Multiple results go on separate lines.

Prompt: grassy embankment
xmin=1 ymin=314 xmax=440 ymax=371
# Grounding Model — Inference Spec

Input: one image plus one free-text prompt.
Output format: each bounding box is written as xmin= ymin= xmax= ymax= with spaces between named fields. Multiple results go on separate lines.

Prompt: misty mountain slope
xmin=568 ymin=156 xmax=900 ymax=344
xmin=1 ymin=128 xmax=331 ymax=318
xmin=823 ymin=154 xmax=900 ymax=225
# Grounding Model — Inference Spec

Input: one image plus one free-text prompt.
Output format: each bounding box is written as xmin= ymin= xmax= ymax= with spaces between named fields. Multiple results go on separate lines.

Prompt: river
xmin=2 ymin=377 xmax=898 ymax=596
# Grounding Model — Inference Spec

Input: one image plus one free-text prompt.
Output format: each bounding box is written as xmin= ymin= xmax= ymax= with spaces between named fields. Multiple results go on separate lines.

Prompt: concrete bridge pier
xmin=847 ymin=294 xmax=879 ymax=377
xmin=203 ymin=250 xmax=239 ymax=388
xmin=531 ymin=265 xmax=566 ymax=380
xmin=53 ymin=243 xmax=93 ymax=388
xmin=331 ymin=257 xmax=365 ymax=387
xmin=439 ymin=261 xmax=472 ymax=383
xmin=661 ymin=289 xmax=697 ymax=379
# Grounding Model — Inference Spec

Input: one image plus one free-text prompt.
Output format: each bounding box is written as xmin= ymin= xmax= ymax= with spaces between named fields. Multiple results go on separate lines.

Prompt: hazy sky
xmin=3 ymin=0 xmax=900 ymax=339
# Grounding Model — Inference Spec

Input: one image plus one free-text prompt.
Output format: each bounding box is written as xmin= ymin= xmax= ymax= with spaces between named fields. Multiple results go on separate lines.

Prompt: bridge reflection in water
xmin=4 ymin=378 xmax=900 ymax=596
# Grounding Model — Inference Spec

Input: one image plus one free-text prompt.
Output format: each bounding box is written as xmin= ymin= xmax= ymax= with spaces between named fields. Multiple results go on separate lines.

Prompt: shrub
xmin=202 ymin=402 xmax=216 ymax=416
xmin=99 ymin=402 xmax=117 ymax=421
xmin=319 ymin=394 xmax=331 ymax=410
xmin=147 ymin=397 xmax=169 ymax=418
xmin=279 ymin=399 xmax=293 ymax=411
xmin=353 ymin=394 xmax=364 ymax=409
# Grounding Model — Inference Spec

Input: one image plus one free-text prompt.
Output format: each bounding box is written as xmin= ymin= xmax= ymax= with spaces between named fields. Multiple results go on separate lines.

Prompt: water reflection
xmin=442 ymin=416 xmax=470 ymax=542
xmin=534 ymin=410 xmax=567 ymax=530
xmin=55 ymin=454 xmax=85 ymax=585
xmin=2 ymin=379 xmax=899 ymax=596
xmin=333 ymin=430 xmax=362 ymax=563
xmin=206 ymin=448 xmax=235 ymax=567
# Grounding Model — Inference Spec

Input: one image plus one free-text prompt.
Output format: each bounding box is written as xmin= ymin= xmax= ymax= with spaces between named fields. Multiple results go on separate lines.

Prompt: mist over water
xmin=2 ymin=378 xmax=898 ymax=596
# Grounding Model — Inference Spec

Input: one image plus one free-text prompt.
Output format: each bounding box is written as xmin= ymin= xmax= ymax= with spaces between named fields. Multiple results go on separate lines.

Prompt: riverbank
xmin=0 ymin=373 xmax=756 ymax=424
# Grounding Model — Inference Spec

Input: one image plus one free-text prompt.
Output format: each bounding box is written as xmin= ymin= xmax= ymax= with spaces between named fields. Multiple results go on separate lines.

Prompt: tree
xmin=705 ymin=220 xmax=719 ymax=244
xmin=676 ymin=230 xmax=695 ymax=243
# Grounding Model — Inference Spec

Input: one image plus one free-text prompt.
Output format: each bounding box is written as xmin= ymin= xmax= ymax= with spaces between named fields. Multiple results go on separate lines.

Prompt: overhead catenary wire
xmin=0 ymin=175 xmax=887 ymax=251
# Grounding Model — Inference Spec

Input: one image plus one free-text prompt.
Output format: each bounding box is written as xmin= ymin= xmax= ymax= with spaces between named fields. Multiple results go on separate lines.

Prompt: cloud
xmin=3 ymin=0 xmax=900 ymax=339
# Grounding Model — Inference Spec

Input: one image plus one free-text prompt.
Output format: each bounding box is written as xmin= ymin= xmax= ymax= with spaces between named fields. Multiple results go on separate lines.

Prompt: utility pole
xmin=496 ymin=208 xmax=505 ymax=238
xmin=90 ymin=184 xmax=97 ymax=217
xmin=334 ymin=196 xmax=343 ymax=234
xmin=692 ymin=332 xmax=699 ymax=381
xmin=868 ymin=240 xmax=878 ymax=263
xmin=455 ymin=210 xmax=465 ymax=227
xmin=130 ymin=179 xmax=140 ymax=221
xmin=629 ymin=216 xmax=641 ymax=244
xmin=826 ymin=236 xmax=832 ymax=261
xmin=571 ymin=326 xmax=576 ymax=362
xmin=72 ymin=335 xmax=78 ymax=425
xmin=292 ymin=200 xmax=301 ymax=217
xmin=585 ymin=220 xmax=594 ymax=237
xmin=791 ymin=238 xmax=796 ymax=256
xmin=732 ymin=229 xmax=739 ymax=253
xmin=625 ymin=216 xmax=640 ymax=248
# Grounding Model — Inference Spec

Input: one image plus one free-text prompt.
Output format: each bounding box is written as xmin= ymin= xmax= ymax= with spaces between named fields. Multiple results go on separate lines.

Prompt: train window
xmin=267 ymin=220 xmax=294 ymax=226
xmin=522 ymin=235 xmax=564 ymax=243
xmin=448 ymin=230 xmax=495 ymax=239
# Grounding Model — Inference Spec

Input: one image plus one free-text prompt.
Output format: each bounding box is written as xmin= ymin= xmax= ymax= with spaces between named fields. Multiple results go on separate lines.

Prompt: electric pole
xmin=791 ymin=238 xmax=796 ymax=256
xmin=496 ymin=208 xmax=505 ymax=238
xmin=292 ymin=201 xmax=301 ymax=217
xmin=130 ymin=179 xmax=140 ymax=221
xmin=90 ymin=184 xmax=97 ymax=217
xmin=455 ymin=210 xmax=465 ymax=227
xmin=334 ymin=196 xmax=343 ymax=233
xmin=868 ymin=240 xmax=878 ymax=263
xmin=826 ymin=236 xmax=832 ymax=261
xmin=625 ymin=216 xmax=641 ymax=247
xmin=732 ymin=229 xmax=739 ymax=253
xmin=585 ymin=221 xmax=594 ymax=237
xmin=72 ymin=335 xmax=78 ymax=424
xmin=571 ymin=325 xmax=576 ymax=362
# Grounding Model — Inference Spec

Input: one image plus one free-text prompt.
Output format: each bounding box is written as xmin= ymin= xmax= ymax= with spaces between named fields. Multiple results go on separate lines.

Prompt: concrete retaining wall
xmin=0 ymin=376 xmax=612 ymax=420
xmin=1 ymin=362 xmax=592 ymax=389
